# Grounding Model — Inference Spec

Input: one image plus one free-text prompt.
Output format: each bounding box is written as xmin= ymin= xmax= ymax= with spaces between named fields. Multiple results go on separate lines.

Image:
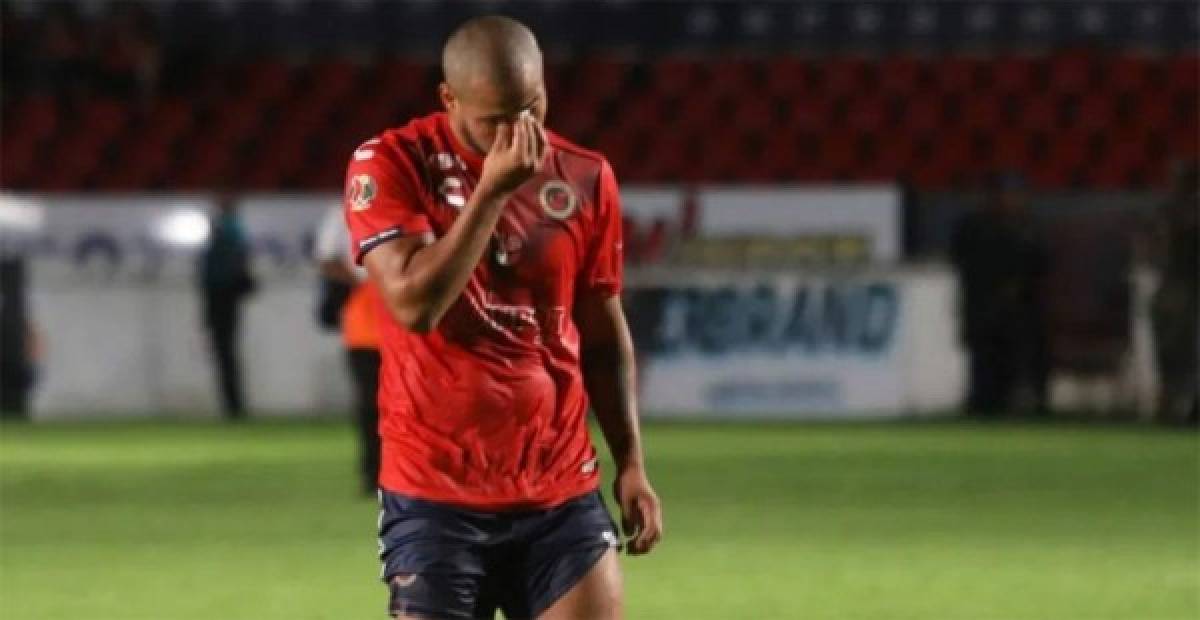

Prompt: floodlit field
xmin=1 ymin=418 xmax=1196 ymax=619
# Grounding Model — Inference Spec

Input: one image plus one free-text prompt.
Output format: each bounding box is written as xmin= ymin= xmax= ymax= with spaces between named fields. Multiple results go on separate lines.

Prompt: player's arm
xmin=362 ymin=115 xmax=547 ymax=332
xmin=577 ymin=294 xmax=663 ymax=555
xmin=576 ymin=159 xmax=662 ymax=556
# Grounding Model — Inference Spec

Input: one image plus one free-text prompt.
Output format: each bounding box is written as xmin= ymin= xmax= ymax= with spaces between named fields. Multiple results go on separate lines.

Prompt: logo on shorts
xmin=601 ymin=530 xmax=619 ymax=547
xmin=580 ymin=457 xmax=598 ymax=475
xmin=392 ymin=574 xmax=418 ymax=588
xmin=539 ymin=180 xmax=578 ymax=220
xmin=347 ymin=174 xmax=377 ymax=211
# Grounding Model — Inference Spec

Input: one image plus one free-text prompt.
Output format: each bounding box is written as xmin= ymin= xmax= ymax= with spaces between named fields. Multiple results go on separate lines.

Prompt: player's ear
xmin=438 ymin=83 xmax=456 ymax=113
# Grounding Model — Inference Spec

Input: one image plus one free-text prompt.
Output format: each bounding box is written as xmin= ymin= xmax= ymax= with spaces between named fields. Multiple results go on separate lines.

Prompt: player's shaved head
xmin=442 ymin=15 xmax=542 ymax=102
xmin=439 ymin=15 xmax=547 ymax=155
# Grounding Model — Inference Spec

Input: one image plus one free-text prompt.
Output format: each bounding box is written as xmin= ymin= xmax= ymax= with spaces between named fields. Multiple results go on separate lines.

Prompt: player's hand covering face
xmin=478 ymin=110 xmax=548 ymax=195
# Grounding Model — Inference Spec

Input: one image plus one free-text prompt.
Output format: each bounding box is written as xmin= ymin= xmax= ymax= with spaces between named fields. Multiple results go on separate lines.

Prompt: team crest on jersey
xmin=539 ymin=180 xmax=578 ymax=220
xmin=347 ymin=174 xmax=376 ymax=211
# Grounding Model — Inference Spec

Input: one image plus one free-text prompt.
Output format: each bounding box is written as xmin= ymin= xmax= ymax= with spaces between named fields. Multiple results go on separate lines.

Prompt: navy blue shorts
xmin=377 ymin=489 xmax=620 ymax=619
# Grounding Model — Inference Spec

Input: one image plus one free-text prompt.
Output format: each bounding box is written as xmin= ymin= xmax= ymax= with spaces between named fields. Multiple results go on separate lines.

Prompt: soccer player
xmin=343 ymin=15 xmax=663 ymax=620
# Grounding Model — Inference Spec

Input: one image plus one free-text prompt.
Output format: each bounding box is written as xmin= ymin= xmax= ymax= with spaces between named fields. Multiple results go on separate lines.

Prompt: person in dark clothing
xmin=198 ymin=197 xmax=256 ymax=419
xmin=951 ymin=175 xmax=1050 ymax=416
xmin=0 ymin=257 xmax=38 ymax=418
xmin=1149 ymin=162 xmax=1199 ymax=425
xmin=315 ymin=205 xmax=382 ymax=495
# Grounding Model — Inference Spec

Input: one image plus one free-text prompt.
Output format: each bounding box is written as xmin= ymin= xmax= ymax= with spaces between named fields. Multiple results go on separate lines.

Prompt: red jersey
xmin=343 ymin=112 xmax=624 ymax=511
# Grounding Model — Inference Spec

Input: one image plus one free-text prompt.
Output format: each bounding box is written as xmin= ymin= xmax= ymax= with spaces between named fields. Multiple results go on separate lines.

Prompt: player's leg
xmin=536 ymin=547 xmax=622 ymax=620
xmin=347 ymin=347 xmax=381 ymax=494
xmin=378 ymin=490 xmax=496 ymax=619
xmin=509 ymin=491 xmax=624 ymax=620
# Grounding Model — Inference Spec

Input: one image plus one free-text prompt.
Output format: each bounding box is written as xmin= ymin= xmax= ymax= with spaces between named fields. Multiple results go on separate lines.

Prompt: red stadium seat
xmin=1043 ymin=128 xmax=1096 ymax=176
xmin=304 ymin=59 xmax=360 ymax=109
xmin=0 ymin=134 xmax=37 ymax=187
xmin=1132 ymin=94 xmax=1173 ymax=133
xmin=763 ymin=56 xmax=811 ymax=99
xmin=989 ymin=131 xmax=1035 ymax=170
xmin=1087 ymin=150 xmax=1139 ymax=189
xmin=932 ymin=56 xmax=982 ymax=94
xmin=877 ymin=55 xmax=924 ymax=95
xmin=1018 ymin=94 xmax=1060 ymax=131
xmin=652 ymin=58 xmax=705 ymax=95
xmin=990 ymin=56 xmax=1040 ymax=95
xmin=1166 ymin=55 xmax=1199 ymax=93
xmin=1070 ymin=96 xmax=1115 ymax=132
xmin=143 ymin=99 xmax=194 ymax=145
xmin=733 ymin=97 xmax=777 ymax=133
xmin=1105 ymin=55 xmax=1152 ymax=95
xmin=574 ymin=57 xmax=628 ymax=99
xmin=958 ymin=92 xmax=1006 ymax=130
xmin=79 ymin=98 xmax=129 ymax=143
xmin=707 ymin=58 xmax=764 ymax=94
xmin=5 ymin=95 xmax=59 ymax=144
xmin=784 ymin=92 xmax=835 ymax=132
xmin=240 ymin=59 xmax=293 ymax=104
xmin=898 ymin=91 xmax=946 ymax=133
xmin=1048 ymin=51 xmax=1095 ymax=94
xmin=819 ymin=57 xmax=871 ymax=98
xmin=843 ymin=94 xmax=889 ymax=132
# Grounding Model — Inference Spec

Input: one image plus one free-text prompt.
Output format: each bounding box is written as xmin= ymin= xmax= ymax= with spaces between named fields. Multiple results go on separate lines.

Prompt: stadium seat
xmin=6 ymin=95 xmax=59 ymax=145
xmin=240 ymin=59 xmax=293 ymax=104
xmin=932 ymin=56 xmax=982 ymax=94
xmin=819 ymin=57 xmax=871 ymax=98
xmin=1047 ymin=51 xmax=1096 ymax=94
xmin=843 ymin=94 xmax=889 ymax=132
xmin=79 ymin=98 xmax=129 ymax=143
xmin=990 ymin=56 xmax=1040 ymax=95
xmin=898 ymin=91 xmax=946 ymax=133
xmin=1105 ymin=55 xmax=1152 ymax=95
xmin=573 ymin=57 xmax=629 ymax=99
xmin=877 ymin=55 xmax=924 ymax=95
xmin=646 ymin=58 xmax=700 ymax=96
xmin=763 ymin=56 xmax=810 ymax=100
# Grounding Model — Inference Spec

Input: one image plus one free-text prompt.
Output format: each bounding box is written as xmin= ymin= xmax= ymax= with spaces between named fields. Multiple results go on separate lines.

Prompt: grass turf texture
xmin=1 ymin=419 xmax=1196 ymax=620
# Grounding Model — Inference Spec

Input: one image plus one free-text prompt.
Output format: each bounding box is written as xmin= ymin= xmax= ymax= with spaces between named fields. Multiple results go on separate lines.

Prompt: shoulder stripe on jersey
xmin=357 ymin=226 xmax=405 ymax=258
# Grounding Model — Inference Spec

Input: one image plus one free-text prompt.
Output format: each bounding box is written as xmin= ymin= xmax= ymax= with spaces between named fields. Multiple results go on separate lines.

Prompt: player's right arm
xmin=346 ymin=115 xmax=546 ymax=332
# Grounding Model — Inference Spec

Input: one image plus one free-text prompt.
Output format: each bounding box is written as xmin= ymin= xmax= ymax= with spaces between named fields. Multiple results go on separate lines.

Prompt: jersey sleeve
xmin=343 ymin=139 xmax=433 ymax=265
xmin=580 ymin=159 xmax=625 ymax=298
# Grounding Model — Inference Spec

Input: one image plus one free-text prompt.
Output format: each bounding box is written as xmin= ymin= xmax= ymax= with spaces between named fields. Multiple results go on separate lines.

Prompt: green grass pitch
xmin=1 ymin=418 xmax=1196 ymax=619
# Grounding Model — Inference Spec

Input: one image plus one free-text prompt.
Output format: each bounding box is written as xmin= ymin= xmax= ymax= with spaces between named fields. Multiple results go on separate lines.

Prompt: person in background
xmin=198 ymin=196 xmax=256 ymax=420
xmin=0 ymin=256 xmax=40 ymax=418
xmin=951 ymin=174 xmax=1050 ymax=417
xmin=1149 ymin=162 xmax=1198 ymax=425
xmin=315 ymin=204 xmax=382 ymax=495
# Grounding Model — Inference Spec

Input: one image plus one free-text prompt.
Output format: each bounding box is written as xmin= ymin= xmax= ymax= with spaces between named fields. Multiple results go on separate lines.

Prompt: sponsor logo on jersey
xmin=347 ymin=174 xmax=377 ymax=211
xmin=539 ymin=180 xmax=578 ymax=220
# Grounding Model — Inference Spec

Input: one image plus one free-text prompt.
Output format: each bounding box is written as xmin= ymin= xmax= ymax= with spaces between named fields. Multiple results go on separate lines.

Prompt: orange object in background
xmin=341 ymin=281 xmax=381 ymax=350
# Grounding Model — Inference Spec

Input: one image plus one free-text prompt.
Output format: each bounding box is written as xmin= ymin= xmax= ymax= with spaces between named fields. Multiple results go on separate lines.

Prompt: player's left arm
xmin=577 ymin=294 xmax=663 ymax=555
xmin=575 ymin=159 xmax=662 ymax=556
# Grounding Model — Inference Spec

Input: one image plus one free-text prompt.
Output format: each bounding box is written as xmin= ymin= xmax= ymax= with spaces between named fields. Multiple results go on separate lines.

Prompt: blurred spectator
xmin=951 ymin=175 xmax=1050 ymax=416
xmin=30 ymin=4 xmax=92 ymax=102
xmin=198 ymin=196 xmax=257 ymax=419
xmin=93 ymin=3 xmax=162 ymax=101
xmin=0 ymin=257 xmax=40 ymax=418
xmin=1149 ymin=162 xmax=1199 ymax=424
xmin=315 ymin=205 xmax=382 ymax=495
